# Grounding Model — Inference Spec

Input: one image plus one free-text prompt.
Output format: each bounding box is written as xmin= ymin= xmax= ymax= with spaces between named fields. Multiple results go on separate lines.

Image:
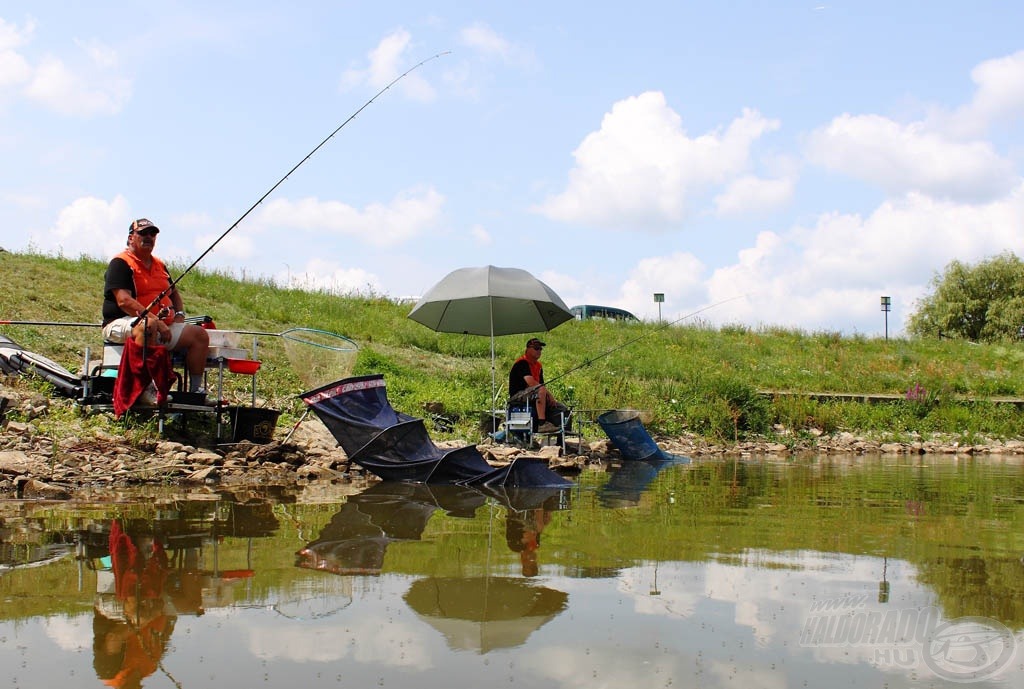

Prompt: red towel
xmin=113 ymin=338 xmax=173 ymax=417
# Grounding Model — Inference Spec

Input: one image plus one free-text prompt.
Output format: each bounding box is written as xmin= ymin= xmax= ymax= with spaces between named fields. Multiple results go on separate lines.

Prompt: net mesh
xmin=280 ymin=328 xmax=359 ymax=389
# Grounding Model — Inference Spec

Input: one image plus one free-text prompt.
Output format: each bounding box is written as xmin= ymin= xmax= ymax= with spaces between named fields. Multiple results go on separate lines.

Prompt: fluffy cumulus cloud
xmin=937 ymin=49 xmax=1024 ymax=138
xmin=805 ymin=114 xmax=1015 ymax=202
xmin=255 ymin=186 xmax=444 ymax=248
xmin=617 ymin=252 xmax=707 ymax=319
xmin=714 ymin=175 xmax=794 ymax=216
xmin=704 ymin=184 xmax=1024 ymax=332
xmin=535 ymin=92 xmax=780 ymax=229
xmin=29 ymin=194 xmax=132 ymax=259
xmin=340 ymin=29 xmax=437 ymax=102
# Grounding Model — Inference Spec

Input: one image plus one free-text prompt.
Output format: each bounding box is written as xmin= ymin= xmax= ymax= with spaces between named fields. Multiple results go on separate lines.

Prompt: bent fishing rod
xmin=134 ymin=50 xmax=451 ymax=328
xmin=519 ymin=293 xmax=750 ymax=398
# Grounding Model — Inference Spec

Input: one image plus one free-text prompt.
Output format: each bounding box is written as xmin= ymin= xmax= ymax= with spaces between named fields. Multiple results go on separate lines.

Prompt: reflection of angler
xmin=505 ymin=508 xmax=551 ymax=578
xmin=94 ymin=520 xmax=176 ymax=689
xmin=109 ymin=521 xmax=169 ymax=613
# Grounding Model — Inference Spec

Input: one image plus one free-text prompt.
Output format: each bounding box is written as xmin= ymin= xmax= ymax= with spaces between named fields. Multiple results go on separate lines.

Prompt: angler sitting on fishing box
xmin=101 ymin=218 xmax=211 ymax=410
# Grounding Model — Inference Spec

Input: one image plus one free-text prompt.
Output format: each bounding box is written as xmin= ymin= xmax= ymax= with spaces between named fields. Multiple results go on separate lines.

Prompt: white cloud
xmin=0 ymin=16 xmax=33 ymax=51
xmin=340 ymin=29 xmax=437 ymax=102
xmin=703 ymin=184 xmax=1024 ymax=332
xmin=282 ymin=258 xmax=382 ymax=295
xmin=618 ymin=253 xmax=707 ymax=319
xmin=256 ymin=187 xmax=444 ymax=248
xmin=247 ymin=617 xmax=431 ymax=667
xmin=459 ymin=21 xmax=538 ymax=70
xmin=30 ymin=194 xmax=131 ymax=259
xmin=535 ymin=92 xmax=780 ymax=229
xmin=937 ymin=50 xmax=1024 ymax=138
xmin=42 ymin=613 xmax=91 ymax=652
xmin=25 ymin=49 xmax=132 ymax=116
xmin=0 ymin=17 xmax=34 ymax=88
xmin=469 ymin=223 xmax=492 ymax=245
xmin=714 ymin=175 xmax=794 ymax=216
xmin=805 ymin=113 xmax=1016 ymax=202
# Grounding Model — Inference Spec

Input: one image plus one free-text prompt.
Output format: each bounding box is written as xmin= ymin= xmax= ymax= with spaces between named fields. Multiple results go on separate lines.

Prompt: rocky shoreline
xmin=3 ymin=387 xmax=1023 ymax=500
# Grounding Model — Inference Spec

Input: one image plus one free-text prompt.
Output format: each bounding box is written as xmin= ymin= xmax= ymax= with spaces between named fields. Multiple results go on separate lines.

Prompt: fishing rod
xmin=134 ymin=50 xmax=451 ymax=327
xmin=0 ymin=320 xmax=100 ymax=327
xmin=514 ymin=293 xmax=750 ymax=399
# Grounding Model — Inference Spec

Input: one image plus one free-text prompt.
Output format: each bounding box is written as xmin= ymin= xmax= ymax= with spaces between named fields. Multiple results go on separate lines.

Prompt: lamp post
xmin=653 ymin=293 xmax=664 ymax=322
xmin=880 ymin=296 xmax=891 ymax=341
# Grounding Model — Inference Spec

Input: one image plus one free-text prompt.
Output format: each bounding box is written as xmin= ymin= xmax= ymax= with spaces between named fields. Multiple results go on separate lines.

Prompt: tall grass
xmin=4 ymin=250 xmax=1024 ymax=443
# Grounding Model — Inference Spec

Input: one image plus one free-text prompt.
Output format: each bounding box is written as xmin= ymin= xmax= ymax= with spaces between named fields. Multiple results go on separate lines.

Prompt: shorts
xmin=103 ymin=317 xmax=185 ymax=348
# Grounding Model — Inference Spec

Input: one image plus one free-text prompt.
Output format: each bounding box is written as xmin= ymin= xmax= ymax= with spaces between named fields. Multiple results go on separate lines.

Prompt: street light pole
xmin=880 ymin=296 xmax=891 ymax=341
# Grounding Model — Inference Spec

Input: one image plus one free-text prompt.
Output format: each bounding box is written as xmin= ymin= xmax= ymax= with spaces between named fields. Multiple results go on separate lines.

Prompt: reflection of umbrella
xmin=405 ymin=576 xmax=568 ymax=653
xmin=407 ymin=265 xmax=574 ymax=417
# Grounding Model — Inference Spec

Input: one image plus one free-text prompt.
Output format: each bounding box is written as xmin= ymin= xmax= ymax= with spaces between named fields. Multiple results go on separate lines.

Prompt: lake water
xmin=1 ymin=455 xmax=1022 ymax=689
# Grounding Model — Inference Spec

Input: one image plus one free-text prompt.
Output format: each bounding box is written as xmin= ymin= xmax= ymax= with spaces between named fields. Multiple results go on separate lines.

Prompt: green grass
xmin=4 ymin=249 xmax=1024 ymax=445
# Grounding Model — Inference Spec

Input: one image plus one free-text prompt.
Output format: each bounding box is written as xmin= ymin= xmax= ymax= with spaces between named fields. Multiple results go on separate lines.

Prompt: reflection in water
xmin=405 ymin=577 xmax=568 ymax=653
xmin=86 ymin=514 xmax=260 ymax=688
xmin=0 ymin=457 xmax=1022 ymax=688
xmin=598 ymin=457 xmax=689 ymax=507
xmin=94 ymin=521 xmax=175 ymax=689
xmin=295 ymin=483 xmax=488 ymax=575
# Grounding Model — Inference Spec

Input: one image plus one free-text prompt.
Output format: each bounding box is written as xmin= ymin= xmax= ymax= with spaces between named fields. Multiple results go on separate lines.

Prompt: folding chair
xmin=504 ymin=401 xmax=535 ymax=447
xmin=534 ymin=407 xmax=583 ymax=454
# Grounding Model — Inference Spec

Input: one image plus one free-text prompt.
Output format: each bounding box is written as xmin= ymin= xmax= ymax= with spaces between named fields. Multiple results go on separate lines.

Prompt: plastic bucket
xmin=227 ymin=406 xmax=280 ymax=444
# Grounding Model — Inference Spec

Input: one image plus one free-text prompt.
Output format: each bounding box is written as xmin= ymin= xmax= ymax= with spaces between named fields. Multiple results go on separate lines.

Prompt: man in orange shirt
xmin=508 ymin=337 xmax=567 ymax=434
xmin=102 ymin=218 xmax=210 ymax=393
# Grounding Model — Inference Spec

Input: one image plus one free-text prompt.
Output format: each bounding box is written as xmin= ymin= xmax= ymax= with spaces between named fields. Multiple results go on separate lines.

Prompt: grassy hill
xmin=4 ymin=249 xmax=1024 ymax=444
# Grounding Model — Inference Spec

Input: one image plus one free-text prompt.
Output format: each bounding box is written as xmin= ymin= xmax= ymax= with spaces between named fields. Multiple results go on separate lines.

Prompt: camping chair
xmin=504 ymin=388 xmax=579 ymax=453
xmin=504 ymin=401 xmax=536 ymax=447
xmin=534 ymin=406 xmax=582 ymax=454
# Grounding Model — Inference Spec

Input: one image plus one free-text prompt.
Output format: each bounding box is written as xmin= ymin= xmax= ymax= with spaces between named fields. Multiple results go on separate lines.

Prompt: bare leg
xmin=174 ymin=325 xmax=210 ymax=377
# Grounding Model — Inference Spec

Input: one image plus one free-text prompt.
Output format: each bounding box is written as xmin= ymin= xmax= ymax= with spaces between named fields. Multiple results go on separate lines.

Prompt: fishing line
xmin=538 ymin=293 xmax=750 ymax=392
xmin=135 ymin=50 xmax=451 ymax=325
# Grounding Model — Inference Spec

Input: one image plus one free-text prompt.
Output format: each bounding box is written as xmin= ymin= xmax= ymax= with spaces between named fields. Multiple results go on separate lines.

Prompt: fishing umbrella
xmin=407 ymin=265 xmax=574 ymax=420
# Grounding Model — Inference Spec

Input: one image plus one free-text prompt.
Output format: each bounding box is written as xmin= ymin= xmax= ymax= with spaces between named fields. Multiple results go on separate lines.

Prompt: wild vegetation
xmin=4 ymin=250 xmax=1024 ymax=445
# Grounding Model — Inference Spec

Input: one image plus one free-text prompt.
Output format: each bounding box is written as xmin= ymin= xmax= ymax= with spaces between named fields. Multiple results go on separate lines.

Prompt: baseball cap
xmin=129 ymin=218 xmax=160 ymax=234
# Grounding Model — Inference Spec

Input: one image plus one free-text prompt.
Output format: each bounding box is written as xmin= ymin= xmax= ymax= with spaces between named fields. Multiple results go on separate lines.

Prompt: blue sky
xmin=2 ymin=2 xmax=1023 ymax=336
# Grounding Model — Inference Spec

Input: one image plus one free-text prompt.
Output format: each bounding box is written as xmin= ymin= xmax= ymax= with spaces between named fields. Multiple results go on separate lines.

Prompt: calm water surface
xmin=1 ymin=455 xmax=1022 ymax=689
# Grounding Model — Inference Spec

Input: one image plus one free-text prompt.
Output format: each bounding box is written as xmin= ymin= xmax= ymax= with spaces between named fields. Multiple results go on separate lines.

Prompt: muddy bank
xmin=2 ymin=387 xmax=1024 ymax=500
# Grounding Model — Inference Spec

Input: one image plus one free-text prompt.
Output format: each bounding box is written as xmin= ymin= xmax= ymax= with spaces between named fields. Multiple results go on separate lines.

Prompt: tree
xmin=907 ymin=252 xmax=1024 ymax=342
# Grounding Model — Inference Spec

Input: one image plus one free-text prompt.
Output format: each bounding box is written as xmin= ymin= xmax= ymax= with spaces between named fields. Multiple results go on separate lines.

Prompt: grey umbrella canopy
xmin=408 ymin=265 xmax=574 ymax=416
xmin=408 ymin=265 xmax=573 ymax=336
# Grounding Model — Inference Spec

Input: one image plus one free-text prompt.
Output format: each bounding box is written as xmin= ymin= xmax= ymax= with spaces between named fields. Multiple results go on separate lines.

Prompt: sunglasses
xmin=529 ymin=344 xmax=544 ymax=350
xmin=133 ymin=228 xmax=159 ymax=237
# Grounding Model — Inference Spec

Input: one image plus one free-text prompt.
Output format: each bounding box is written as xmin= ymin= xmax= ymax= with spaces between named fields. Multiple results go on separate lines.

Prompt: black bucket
xmin=227 ymin=406 xmax=280 ymax=444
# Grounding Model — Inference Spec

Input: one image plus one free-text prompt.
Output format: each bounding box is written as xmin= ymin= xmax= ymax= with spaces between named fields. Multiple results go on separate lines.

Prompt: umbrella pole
xmin=489 ymin=299 xmax=498 ymax=433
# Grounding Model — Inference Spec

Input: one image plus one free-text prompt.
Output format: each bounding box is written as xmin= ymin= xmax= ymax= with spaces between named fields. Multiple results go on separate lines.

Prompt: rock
xmin=0 ymin=450 xmax=44 ymax=475
xmin=186 ymin=466 xmax=219 ymax=483
xmin=18 ymin=478 xmax=71 ymax=500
